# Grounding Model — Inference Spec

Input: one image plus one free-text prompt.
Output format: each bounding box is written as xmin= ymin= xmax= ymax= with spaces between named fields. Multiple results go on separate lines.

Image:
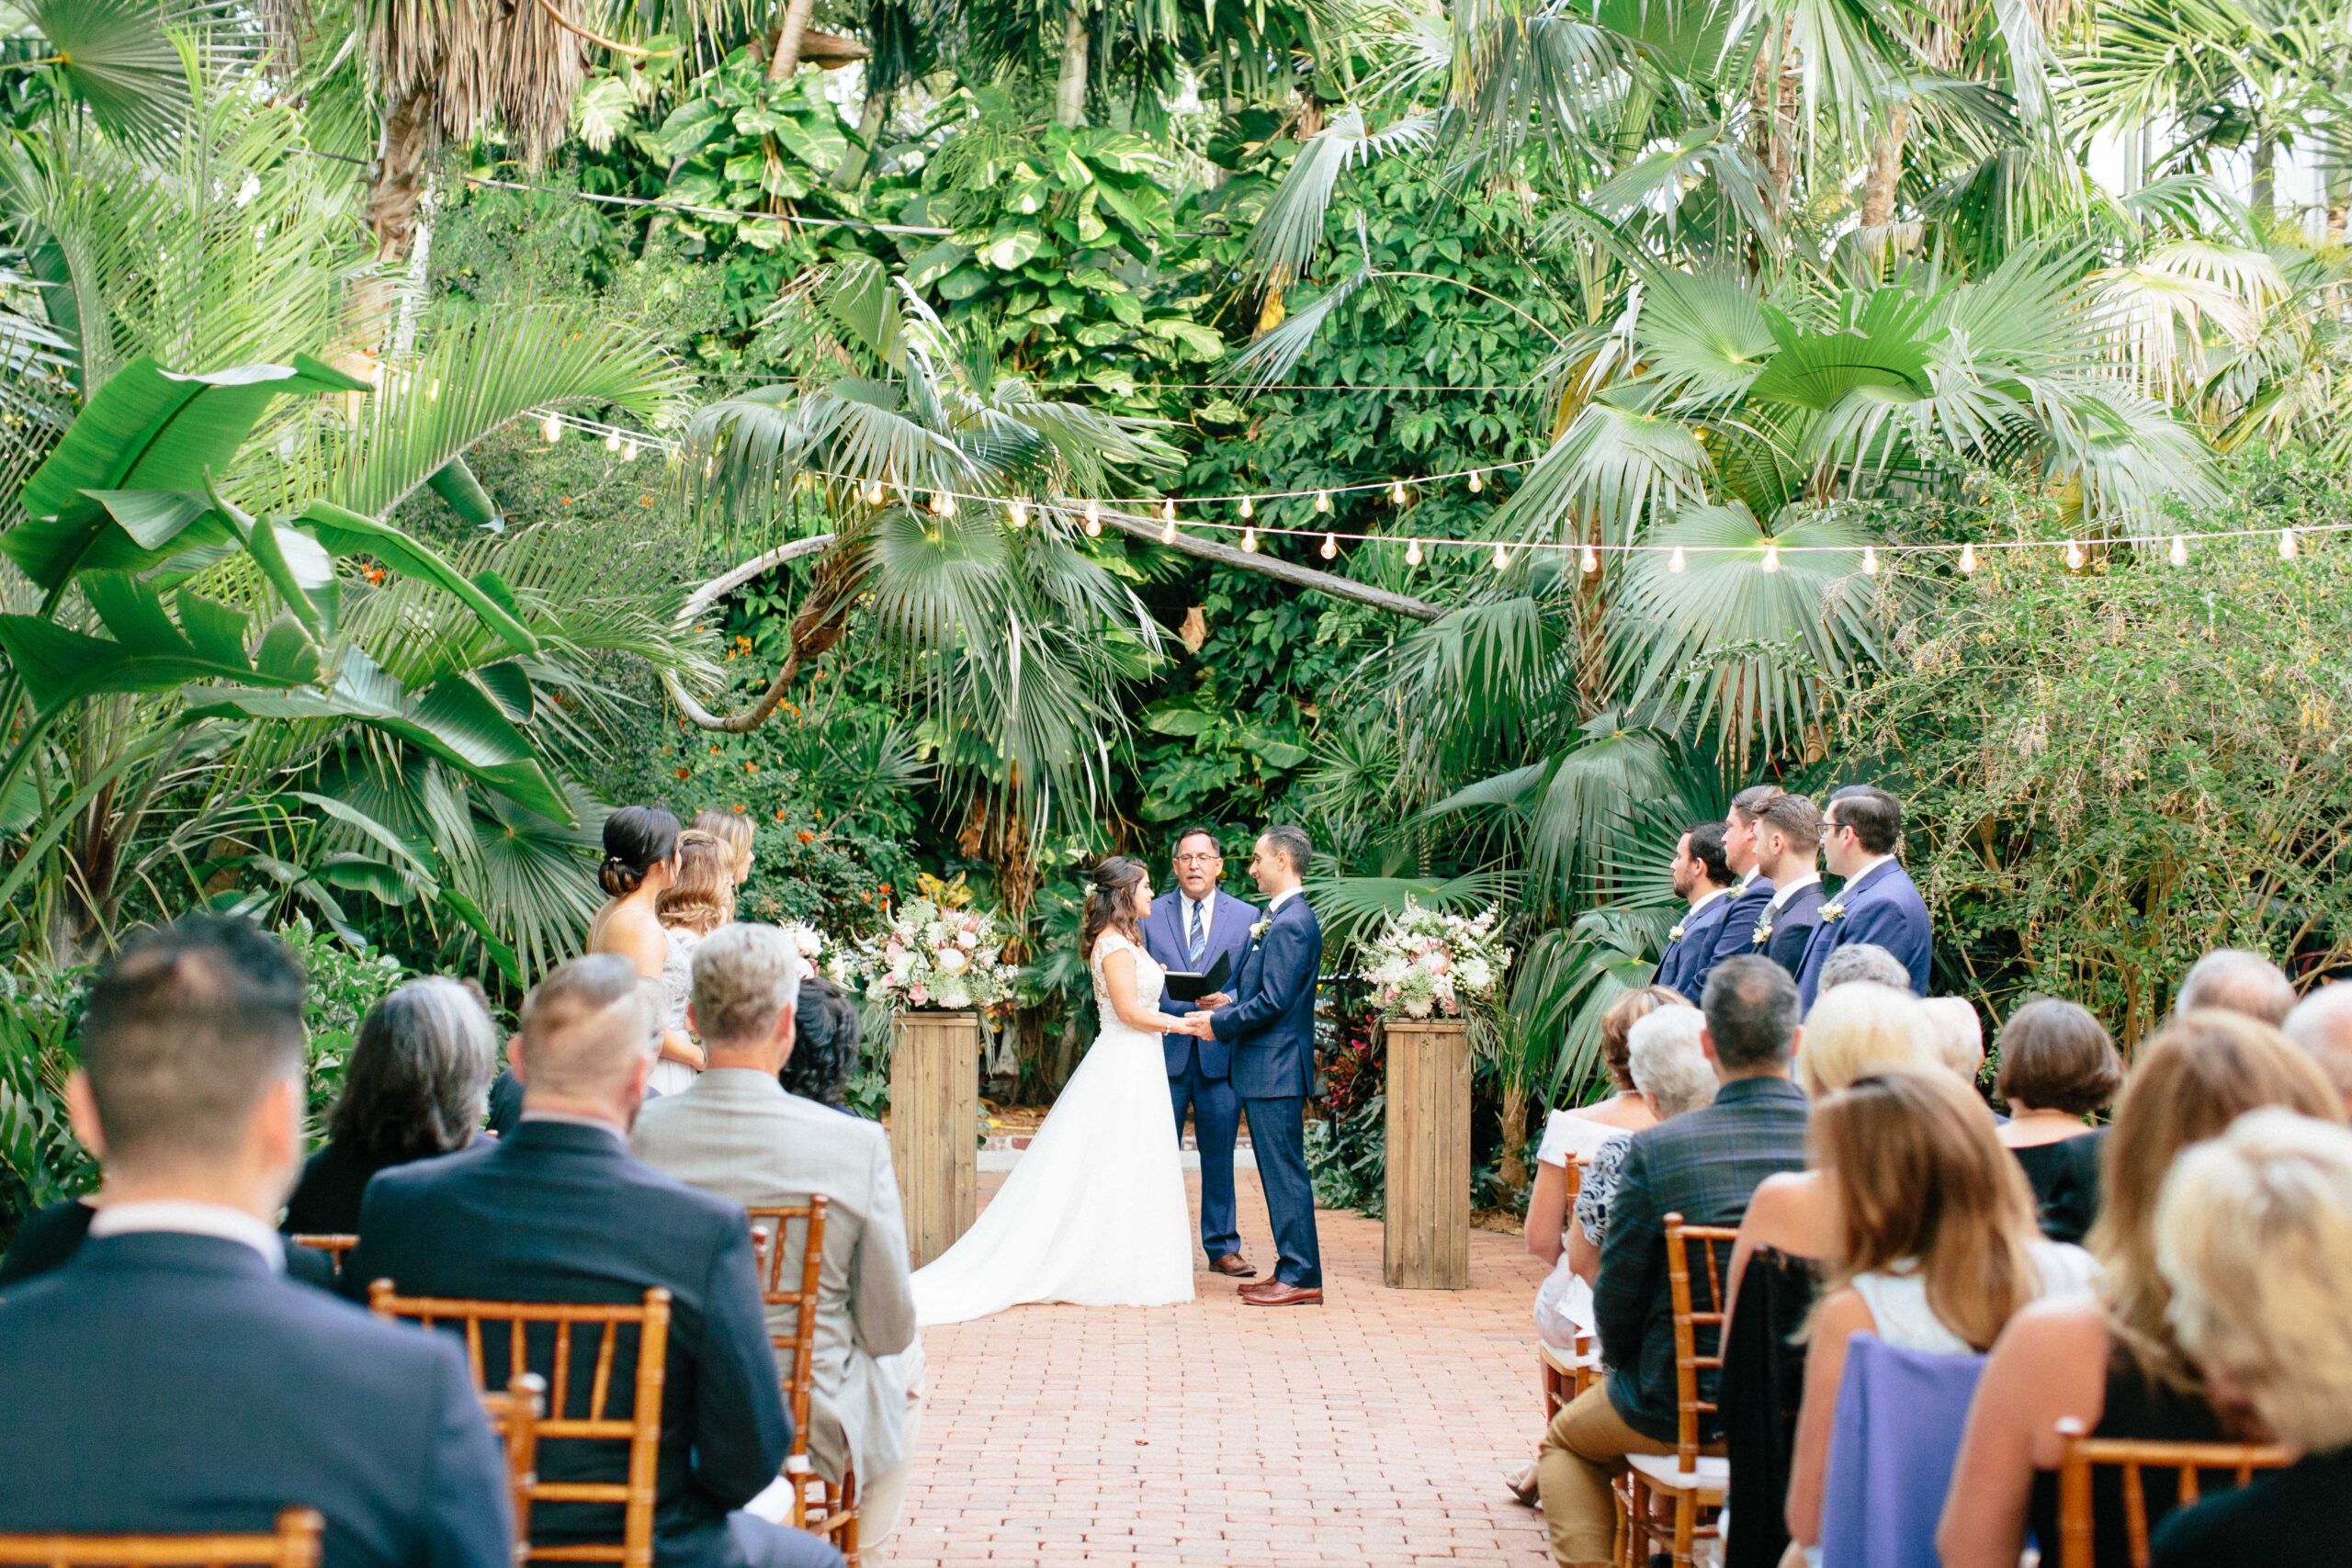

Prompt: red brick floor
xmin=883 ymin=1168 xmax=1554 ymax=1566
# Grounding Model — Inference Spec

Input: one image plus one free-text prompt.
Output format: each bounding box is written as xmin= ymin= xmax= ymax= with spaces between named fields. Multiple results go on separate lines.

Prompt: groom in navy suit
xmin=1794 ymin=784 xmax=1933 ymax=1010
xmin=1182 ymin=824 xmax=1324 ymax=1307
xmin=1141 ymin=827 xmax=1260 ymax=1277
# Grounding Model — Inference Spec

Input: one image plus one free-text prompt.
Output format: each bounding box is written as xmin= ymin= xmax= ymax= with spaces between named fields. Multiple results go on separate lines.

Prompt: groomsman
xmin=1795 ymin=784 xmax=1933 ymax=1010
xmin=1704 ymin=785 xmax=1785 ymax=981
xmin=1141 ymin=827 xmax=1259 ymax=1278
xmin=1654 ymin=821 xmax=1736 ymax=1004
xmin=1750 ymin=793 xmax=1827 ymax=976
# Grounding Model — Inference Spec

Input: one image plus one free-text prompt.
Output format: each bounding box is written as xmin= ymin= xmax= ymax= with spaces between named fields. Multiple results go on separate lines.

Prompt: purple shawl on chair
xmin=1818 ymin=1334 xmax=1986 ymax=1568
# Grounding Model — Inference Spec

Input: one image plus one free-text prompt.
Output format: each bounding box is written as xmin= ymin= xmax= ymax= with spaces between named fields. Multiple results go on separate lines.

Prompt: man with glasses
xmin=1793 ymin=784 xmax=1932 ymax=1010
xmin=1141 ymin=827 xmax=1261 ymax=1278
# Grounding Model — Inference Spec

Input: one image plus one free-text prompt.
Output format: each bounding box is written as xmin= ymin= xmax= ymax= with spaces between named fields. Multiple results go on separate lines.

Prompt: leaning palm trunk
xmin=1860 ymin=107 xmax=1911 ymax=229
xmin=767 ymin=0 xmax=819 ymax=78
xmin=1053 ymin=6 xmax=1090 ymax=128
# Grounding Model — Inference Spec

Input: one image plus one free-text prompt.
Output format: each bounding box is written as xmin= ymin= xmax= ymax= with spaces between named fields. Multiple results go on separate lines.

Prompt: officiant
xmin=1143 ymin=827 xmax=1261 ymax=1279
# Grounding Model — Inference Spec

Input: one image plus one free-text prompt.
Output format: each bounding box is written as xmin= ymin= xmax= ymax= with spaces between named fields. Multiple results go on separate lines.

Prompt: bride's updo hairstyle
xmin=1080 ymin=856 xmax=1149 ymax=960
xmin=599 ymin=805 xmax=682 ymax=898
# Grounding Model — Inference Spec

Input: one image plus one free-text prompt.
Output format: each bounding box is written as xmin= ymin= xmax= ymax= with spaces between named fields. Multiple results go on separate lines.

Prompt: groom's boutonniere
xmin=1821 ymin=899 xmax=1848 ymax=925
xmin=1668 ymin=921 xmax=1688 ymax=942
xmin=1250 ymin=918 xmax=1272 ymax=942
xmin=1752 ymin=917 xmax=1773 ymax=947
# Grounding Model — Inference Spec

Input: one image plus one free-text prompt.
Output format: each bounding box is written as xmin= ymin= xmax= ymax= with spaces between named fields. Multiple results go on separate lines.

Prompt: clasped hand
xmin=1172 ymin=1010 xmax=1217 ymax=1038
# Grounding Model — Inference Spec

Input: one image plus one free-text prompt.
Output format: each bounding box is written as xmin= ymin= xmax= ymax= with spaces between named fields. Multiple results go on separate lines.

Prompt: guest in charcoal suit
xmin=1702 ymin=785 xmax=1783 ymax=983
xmin=1187 ymin=824 xmax=1324 ymax=1307
xmin=0 ymin=915 xmax=511 ymax=1568
xmin=348 ymin=954 xmax=842 ymax=1568
xmin=1140 ymin=825 xmax=1260 ymax=1276
xmin=1653 ymin=821 xmax=1736 ymax=1003
xmin=1794 ymin=785 xmax=1933 ymax=1010
xmin=1748 ymin=793 xmax=1826 ymax=978
xmin=632 ymin=926 xmax=923 ymax=1548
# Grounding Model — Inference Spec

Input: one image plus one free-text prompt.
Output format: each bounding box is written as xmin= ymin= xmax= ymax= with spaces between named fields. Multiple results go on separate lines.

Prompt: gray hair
xmin=1816 ymin=942 xmax=1913 ymax=995
xmin=2283 ymin=984 xmax=2352 ymax=1106
xmin=1261 ymin=823 xmax=1313 ymax=876
xmin=515 ymin=954 xmax=658 ymax=1099
xmin=330 ymin=977 xmax=498 ymax=1162
xmin=2176 ymin=948 xmax=2296 ymax=1027
xmin=1918 ymin=997 xmax=1985 ymax=1083
xmin=690 ymin=924 xmax=806 ymax=1047
xmin=1625 ymin=1006 xmax=1719 ymax=1117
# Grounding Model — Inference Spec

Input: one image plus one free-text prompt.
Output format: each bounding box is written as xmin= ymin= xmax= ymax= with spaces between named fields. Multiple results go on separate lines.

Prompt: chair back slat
xmin=2053 ymin=1420 xmax=2293 ymax=1568
xmin=286 ymin=1235 xmax=358 ymax=1278
xmin=0 ymin=1510 xmax=323 ymax=1568
xmin=1661 ymin=1213 xmax=1741 ymax=1469
xmin=1561 ymin=1157 xmax=1583 ymax=1204
xmin=368 ymin=1283 xmax=672 ymax=1568
xmin=480 ymin=1372 xmax=547 ymax=1563
xmin=744 ymin=1200 xmax=831 ymax=1452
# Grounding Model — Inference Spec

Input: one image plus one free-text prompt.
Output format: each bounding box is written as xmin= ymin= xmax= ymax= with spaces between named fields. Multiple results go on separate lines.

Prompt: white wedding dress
xmin=910 ymin=931 xmax=1194 ymax=1325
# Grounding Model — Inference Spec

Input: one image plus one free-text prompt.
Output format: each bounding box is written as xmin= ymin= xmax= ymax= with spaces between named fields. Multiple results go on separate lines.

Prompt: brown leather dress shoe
xmin=1241 ymin=1280 xmax=1322 ymax=1307
xmin=1209 ymin=1255 xmax=1256 ymax=1278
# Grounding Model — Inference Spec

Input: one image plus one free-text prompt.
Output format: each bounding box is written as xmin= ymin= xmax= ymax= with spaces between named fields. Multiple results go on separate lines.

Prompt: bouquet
xmin=1361 ymin=898 xmax=1512 ymax=1021
xmin=855 ymin=896 xmax=1016 ymax=1012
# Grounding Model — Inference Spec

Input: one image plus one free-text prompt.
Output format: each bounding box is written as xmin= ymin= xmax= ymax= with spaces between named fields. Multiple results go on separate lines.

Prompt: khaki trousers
xmin=1535 ymin=1382 xmax=1682 ymax=1568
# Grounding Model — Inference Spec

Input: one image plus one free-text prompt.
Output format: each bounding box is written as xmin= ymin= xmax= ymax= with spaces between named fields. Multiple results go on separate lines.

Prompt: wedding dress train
xmin=910 ymin=931 xmax=1194 ymax=1325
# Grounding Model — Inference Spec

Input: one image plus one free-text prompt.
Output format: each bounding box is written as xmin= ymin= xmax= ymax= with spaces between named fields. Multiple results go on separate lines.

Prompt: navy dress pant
xmin=1170 ymin=1056 xmax=1241 ymax=1260
xmin=1241 ymin=1095 xmax=1322 ymax=1288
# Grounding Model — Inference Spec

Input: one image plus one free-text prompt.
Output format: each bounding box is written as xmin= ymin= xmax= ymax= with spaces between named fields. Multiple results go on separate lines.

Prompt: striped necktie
xmin=1187 ymin=898 xmax=1207 ymax=965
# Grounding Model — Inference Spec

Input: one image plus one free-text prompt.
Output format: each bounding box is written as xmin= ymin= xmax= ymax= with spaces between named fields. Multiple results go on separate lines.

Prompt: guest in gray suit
xmin=632 ymin=925 xmax=923 ymax=1546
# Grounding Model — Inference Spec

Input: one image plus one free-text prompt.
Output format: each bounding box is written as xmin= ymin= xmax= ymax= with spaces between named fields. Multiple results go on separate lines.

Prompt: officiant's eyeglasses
xmin=1174 ymin=850 xmax=1223 ymax=865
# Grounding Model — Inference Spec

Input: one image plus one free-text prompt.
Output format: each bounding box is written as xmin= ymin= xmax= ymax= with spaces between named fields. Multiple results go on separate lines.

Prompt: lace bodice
xmin=1089 ymin=931 xmax=1166 ymax=1040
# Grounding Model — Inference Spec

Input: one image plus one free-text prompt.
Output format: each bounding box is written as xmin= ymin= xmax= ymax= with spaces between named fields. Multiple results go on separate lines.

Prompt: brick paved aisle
xmin=884 ymin=1168 xmax=1553 ymax=1567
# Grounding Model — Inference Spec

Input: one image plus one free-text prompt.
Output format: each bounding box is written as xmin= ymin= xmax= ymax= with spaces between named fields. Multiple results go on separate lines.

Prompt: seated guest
xmin=1535 ymin=956 xmax=1808 ymax=1568
xmin=1653 ymin=822 xmax=1736 ymax=1004
xmin=1938 ymin=1011 xmax=2344 ymax=1568
xmin=1795 ymin=979 xmax=1939 ymax=1100
xmin=1749 ymin=793 xmax=1825 ymax=977
xmin=1566 ymin=1006 xmax=1719 ymax=1289
xmin=632 ymin=927 xmax=922 ymax=1547
xmin=780 ymin=978 xmax=864 ymax=1113
xmin=1783 ymin=1069 xmax=2097 ymax=1557
xmin=1920 ymin=996 xmax=1985 ymax=1086
xmin=2173 ymin=946 xmax=2296 ymax=1025
xmin=1795 ymin=784 xmax=1932 ymax=1009
xmin=1810 ymin=940 xmax=1912 ymax=998
xmin=282 ymin=977 xmax=497 ymax=1235
xmin=0 ymin=915 xmax=512 ymax=1568
xmin=2149 ymin=1111 xmax=2352 ymax=1568
xmin=2281 ymin=982 xmax=2352 ymax=1117
xmin=348 ymin=954 xmax=841 ymax=1568
xmin=1992 ymin=999 xmax=2122 ymax=1245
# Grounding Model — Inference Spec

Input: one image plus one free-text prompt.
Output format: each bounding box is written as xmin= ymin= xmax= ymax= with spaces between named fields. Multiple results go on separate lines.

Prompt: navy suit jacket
xmin=1794 ymin=858 xmax=1933 ymax=1009
xmin=1761 ymin=881 xmax=1827 ymax=977
xmin=1696 ymin=875 xmax=1775 ymax=992
xmin=0 ymin=1231 xmax=510 ymax=1568
xmin=1141 ymin=887 xmax=1258 ymax=1077
xmin=1655 ymin=892 xmax=1735 ymax=1003
xmin=1208 ymin=895 xmax=1322 ymax=1100
xmin=348 ymin=1121 xmax=788 ymax=1568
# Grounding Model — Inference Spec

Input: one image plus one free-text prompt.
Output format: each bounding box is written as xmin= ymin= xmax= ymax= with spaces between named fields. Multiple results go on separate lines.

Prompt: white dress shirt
xmin=1768 ymin=871 xmax=1822 ymax=911
xmin=88 ymin=1200 xmax=286 ymax=1271
xmin=1181 ymin=892 xmax=1216 ymax=949
xmin=1685 ymin=886 xmax=1731 ymax=918
xmin=1268 ymin=887 xmax=1301 ymax=914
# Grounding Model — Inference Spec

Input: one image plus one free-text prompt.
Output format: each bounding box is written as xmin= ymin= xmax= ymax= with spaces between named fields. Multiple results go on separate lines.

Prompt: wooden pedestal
xmin=1383 ymin=1017 xmax=1472 ymax=1290
xmin=890 ymin=1010 xmax=978 ymax=1269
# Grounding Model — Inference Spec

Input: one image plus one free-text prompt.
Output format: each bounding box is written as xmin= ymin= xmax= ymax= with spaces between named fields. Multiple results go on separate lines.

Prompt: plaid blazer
xmin=1593 ymin=1075 xmax=1810 ymax=1444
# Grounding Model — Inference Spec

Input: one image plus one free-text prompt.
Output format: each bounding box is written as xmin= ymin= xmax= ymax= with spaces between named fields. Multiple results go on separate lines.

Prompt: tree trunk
xmin=366 ymin=87 xmax=434 ymax=265
xmin=1498 ymin=1077 xmax=1531 ymax=1194
xmin=1053 ymin=6 xmax=1091 ymax=129
xmin=766 ymin=0 xmax=819 ymax=79
xmin=831 ymin=87 xmax=893 ymax=189
xmin=2250 ymin=135 xmax=2275 ymax=224
xmin=1860 ymin=107 xmax=1910 ymax=229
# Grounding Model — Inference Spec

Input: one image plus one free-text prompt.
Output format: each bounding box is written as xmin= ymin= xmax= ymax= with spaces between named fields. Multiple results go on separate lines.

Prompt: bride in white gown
xmin=911 ymin=857 xmax=1197 ymax=1325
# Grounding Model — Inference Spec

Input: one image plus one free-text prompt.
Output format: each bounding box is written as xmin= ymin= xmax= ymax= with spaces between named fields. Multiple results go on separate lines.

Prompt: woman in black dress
xmin=1992 ymin=998 xmax=2122 ymax=1243
xmin=280 ymin=976 xmax=498 ymax=1235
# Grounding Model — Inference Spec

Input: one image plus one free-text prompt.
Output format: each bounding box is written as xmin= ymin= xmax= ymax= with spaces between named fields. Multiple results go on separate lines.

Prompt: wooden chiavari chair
xmin=0 ymin=1508 xmax=322 ymax=1568
xmin=2054 ymin=1419 xmax=2292 ymax=1568
xmin=285 ymin=1235 xmax=357 ymax=1278
xmin=479 ymin=1372 xmax=548 ymax=1563
xmin=1615 ymin=1213 xmax=1737 ymax=1568
xmin=746 ymin=1202 xmax=859 ymax=1564
xmin=368 ymin=1283 xmax=670 ymax=1568
xmin=1537 ymin=1156 xmax=1599 ymax=1418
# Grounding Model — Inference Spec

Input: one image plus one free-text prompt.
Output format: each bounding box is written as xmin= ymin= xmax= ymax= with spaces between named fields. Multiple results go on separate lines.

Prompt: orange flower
xmin=796 ymin=829 xmax=815 ymax=844
xmin=675 ymin=767 xmax=691 ymax=780
xmin=743 ymin=761 xmax=758 ymax=773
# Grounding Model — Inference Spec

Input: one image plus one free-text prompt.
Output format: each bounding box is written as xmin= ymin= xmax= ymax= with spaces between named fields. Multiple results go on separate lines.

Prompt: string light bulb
xmin=1492 ymin=542 xmax=1510 ymax=571
xmin=2279 ymin=527 xmax=2299 ymax=559
xmin=1959 ymin=542 xmax=1978 ymax=574
xmin=541 ymin=413 xmax=561 ymax=444
xmin=620 ymin=440 xmax=639 ymax=463
xmin=1315 ymin=490 xmax=1331 ymax=513
xmin=2064 ymin=538 xmax=2085 ymax=570
xmin=1406 ymin=538 xmax=1423 ymax=567
xmin=863 ymin=479 xmax=885 ymax=506
xmin=1161 ymin=515 xmax=1177 ymax=544
xmin=1668 ymin=546 xmax=1687 ymax=574
xmin=1083 ymin=499 xmax=1102 ymax=537
xmin=1861 ymin=546 xmax=1879 ymax=576
xmin=2168 ymin=535 xmax=2187 ymax=567
xmin=1761 ymin=541 xmax=1781 ymax=574
xmin=1580 ymin=544 xmax=1599 ymax=574
xmin=1238 ymin=495 xmax=1254 ymax=519
xmin=1009 ymin=500 xmax=1027 ymax=529
xmin=932 ymin=491 xmax=955 ymax=516
xmin=1241 ymin=527 xmax=1259 ymax=553
xmin=605 ymin=430 xmax=621 ymax=453
xmin=1467 ymin=470 xmax=1483 ymax=493
xmin=1390 ymin=480 xmax=1407 ymax=504
xmin=1160 ymin=499 xmax=1176 ymax=523
xmin=1319 ymin=533 xmax=1338 ymax=559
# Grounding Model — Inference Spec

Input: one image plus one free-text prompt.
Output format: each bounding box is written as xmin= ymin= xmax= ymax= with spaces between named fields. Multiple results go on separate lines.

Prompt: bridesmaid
xmin=586 ymin=806 xmax=702 ymax=1087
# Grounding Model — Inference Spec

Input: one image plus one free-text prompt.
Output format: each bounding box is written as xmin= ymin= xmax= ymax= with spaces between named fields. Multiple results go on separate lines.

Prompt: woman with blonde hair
xmin=649 ymin=828 xmax=734 ymax=1095
xmin=690 ymin=808 xmax=756 ymax=912
xmin=1938 ymin=1010 xmax=2345 ymax=1568
xmin=1525 ymin=986 xmax=1684 ymax=1277
xmin=1784 ymin=1069 xmax=2097 ymax=1556
xmin=2145 ymin=1110 xmax=2352 ymax=1566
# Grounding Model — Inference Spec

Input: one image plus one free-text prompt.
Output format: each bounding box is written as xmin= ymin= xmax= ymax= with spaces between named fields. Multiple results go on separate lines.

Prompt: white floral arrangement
xmin=778 ymin=921 xmax=860 ymax=989
xmin=1361 ymin=898 xmax=1512 ymax=1021
xmin=855 ymin=897 xmax=1016 ymax=1012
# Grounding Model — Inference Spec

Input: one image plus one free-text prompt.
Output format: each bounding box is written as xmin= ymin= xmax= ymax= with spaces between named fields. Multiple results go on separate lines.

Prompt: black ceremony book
xmin=1161 ymin=952 xmax=1232 ymax=1003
